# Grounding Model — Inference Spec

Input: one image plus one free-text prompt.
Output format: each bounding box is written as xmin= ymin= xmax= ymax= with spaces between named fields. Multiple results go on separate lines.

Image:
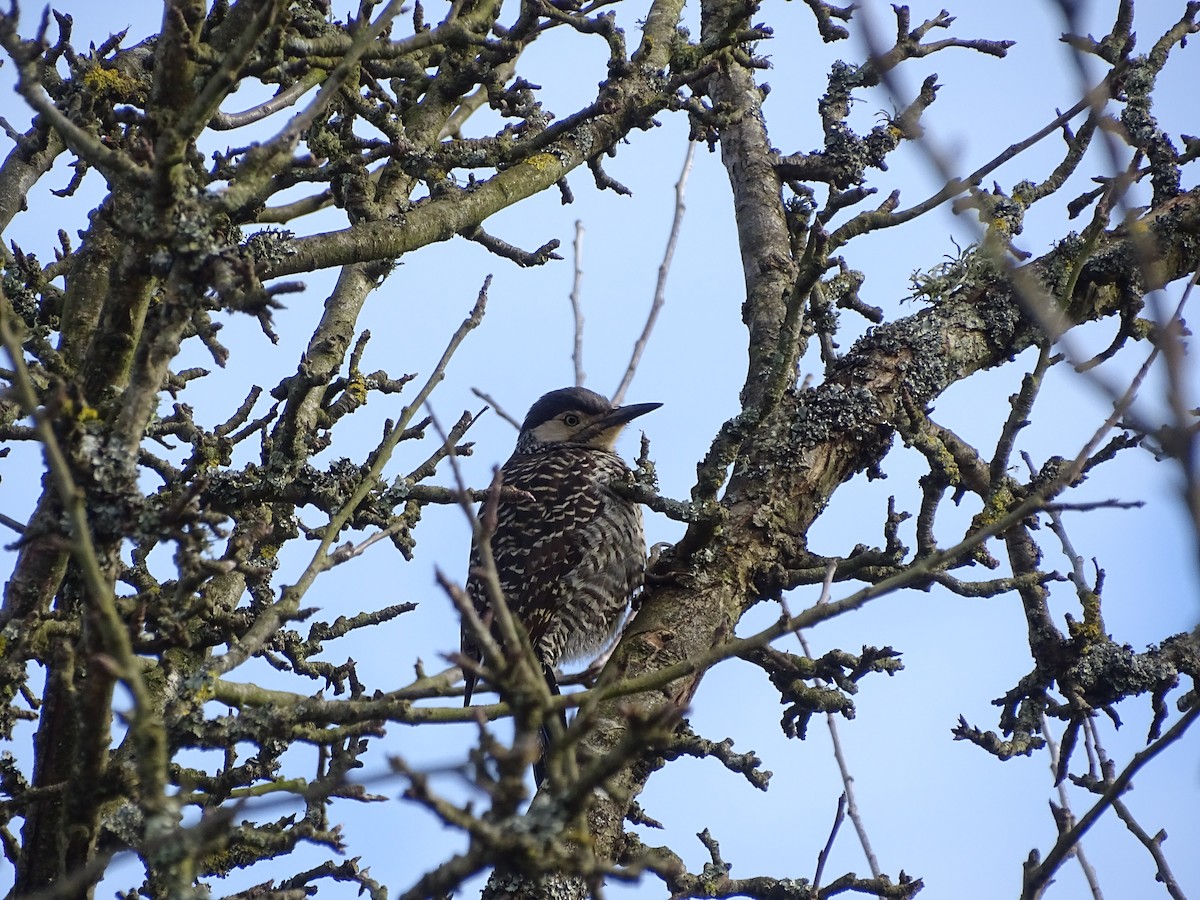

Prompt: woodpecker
xmin=462 ymin=386 xmax=660 ymax=779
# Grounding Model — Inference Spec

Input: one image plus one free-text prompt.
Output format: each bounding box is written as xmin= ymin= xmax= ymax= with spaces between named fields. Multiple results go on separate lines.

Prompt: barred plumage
xmin=462 ymin=388 xmax=660 ymax=746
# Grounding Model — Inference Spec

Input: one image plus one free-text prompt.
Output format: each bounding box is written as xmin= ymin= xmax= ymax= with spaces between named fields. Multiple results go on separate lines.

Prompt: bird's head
xmin=515 ymin=386 xmax=661 ymax=453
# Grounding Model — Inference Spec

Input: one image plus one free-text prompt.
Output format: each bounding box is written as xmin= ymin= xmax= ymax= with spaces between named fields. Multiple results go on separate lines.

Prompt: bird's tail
xmin=533 ymin=663 xmax=568 ymax=787
xmin=462 ymin=643 xmax=480 ymax=708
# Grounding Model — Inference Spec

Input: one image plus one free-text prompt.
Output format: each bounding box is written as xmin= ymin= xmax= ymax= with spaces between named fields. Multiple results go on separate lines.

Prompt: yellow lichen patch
xmin=525 ymin=152 xmax=563 ymax=173
xmin=82 ymin=65 xmax=138 ymax=99
xmin=975 ymin=484 xmax=1017 ymax=526
xmin=987 ymin=218 xmax=1013 ymax=238
xmin=1131 ymin=317 xmax=1155 ymax=340
xmin=193 ymin=678 xmax=215 ymax=704
xmin=346 ymin=373 xmax=368 ymax=404
xmin=1076 ymin=589 xmax=1106 ymax=642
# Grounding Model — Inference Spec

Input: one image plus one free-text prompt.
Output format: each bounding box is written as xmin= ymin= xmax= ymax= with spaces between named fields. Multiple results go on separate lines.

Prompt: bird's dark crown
xmin=520 ymin=387 xmax=613 ymax=432
xmin=513 ymin=387 xmax=660 ymax=453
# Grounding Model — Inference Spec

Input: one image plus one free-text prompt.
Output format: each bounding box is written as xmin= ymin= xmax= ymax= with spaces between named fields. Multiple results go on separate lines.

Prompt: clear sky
xmin=1 ymin=1 xmax=1197 ymax=898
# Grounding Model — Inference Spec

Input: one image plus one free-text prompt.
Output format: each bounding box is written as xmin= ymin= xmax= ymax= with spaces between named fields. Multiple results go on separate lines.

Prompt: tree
xmin=0 ymin=0 xmax=1197 ymax=898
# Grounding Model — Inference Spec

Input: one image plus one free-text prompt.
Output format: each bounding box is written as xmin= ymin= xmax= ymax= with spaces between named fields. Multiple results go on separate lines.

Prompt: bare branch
xmin=570 ymin=219 xmax=586 ymax=387
xmin=1022 ymin=703 xmax=1200 ymax=899
xmin=613 ymin=140 xmax=696 ymax=405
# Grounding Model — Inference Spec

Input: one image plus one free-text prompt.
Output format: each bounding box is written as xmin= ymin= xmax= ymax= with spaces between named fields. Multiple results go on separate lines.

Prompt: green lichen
xmin=906 ymin=241 xmax=999 ymax=305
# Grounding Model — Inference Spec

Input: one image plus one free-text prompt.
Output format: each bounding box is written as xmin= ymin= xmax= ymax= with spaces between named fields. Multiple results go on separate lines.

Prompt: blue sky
xmin=1 ymin=1 xmax=1197 ymax=897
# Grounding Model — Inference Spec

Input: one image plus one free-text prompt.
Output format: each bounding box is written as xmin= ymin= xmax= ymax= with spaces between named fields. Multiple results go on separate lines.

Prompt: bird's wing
xmin=489 ymin=452 xmax=605 ymax=650
xmin=467 ymin=451 xmax=623 ymax=639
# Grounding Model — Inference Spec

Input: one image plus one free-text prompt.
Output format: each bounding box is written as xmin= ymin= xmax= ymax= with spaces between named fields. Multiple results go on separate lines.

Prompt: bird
xmin=461 ymin=386 xmax=661 ymax=782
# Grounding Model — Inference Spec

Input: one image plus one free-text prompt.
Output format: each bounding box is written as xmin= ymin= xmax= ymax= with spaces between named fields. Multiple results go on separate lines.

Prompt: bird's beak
xmin=581 ymin=402 xmax=662 ymax=448
xmin=598 ymin=401 xmax=662 ymax=430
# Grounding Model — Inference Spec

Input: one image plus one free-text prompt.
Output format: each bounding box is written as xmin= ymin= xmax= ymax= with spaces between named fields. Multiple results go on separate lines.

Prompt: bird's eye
xmin=562 ymin=414 xmax=581 ymax=427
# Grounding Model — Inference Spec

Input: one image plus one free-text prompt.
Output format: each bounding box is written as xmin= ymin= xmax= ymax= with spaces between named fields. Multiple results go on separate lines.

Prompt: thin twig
xmin=613 ymin=140 xmax=696 ymax=405
xmin=1146 ymin=268 xmax=1200 ymax=580
xmin=794 ymin=564 xmax=882 ymax=878
xmin=1021 ymin=703 xmax=1200 ymax=899
xmin=470 ymin=387 xmax=520 ymax=429
xmin=459 ymin=225 xmax=561 ymax=267
xmin=812 ymin=792 xmax=847 ymax=891
xmin=211 ymin=77 xmax=320 ymax=130
xmin=0 ymin=510 xmax=27 ymax=534
xmin=570 ymin=219 xmax=586 ymax=387
xmin=427 ymin=410 xmax=509 ymax=690
xmin=1084 ymin=719 xmax=1186 ymax=900
xmin=1040 ymin=723 xmax=1104 ymax=899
